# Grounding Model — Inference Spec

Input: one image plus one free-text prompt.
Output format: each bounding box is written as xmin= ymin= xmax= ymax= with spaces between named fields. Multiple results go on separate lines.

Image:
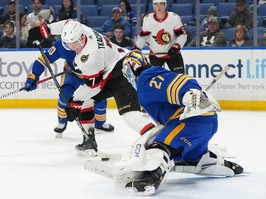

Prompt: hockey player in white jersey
xmin=134 ymin=0 xmax=187 ymax=73
xmin=37 ymin=19 xmax=155 ymax=155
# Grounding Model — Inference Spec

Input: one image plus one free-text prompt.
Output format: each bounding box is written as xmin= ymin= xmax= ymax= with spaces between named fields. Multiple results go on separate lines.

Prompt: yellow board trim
xmin=0 ymin=99 xmax=266 ymax=110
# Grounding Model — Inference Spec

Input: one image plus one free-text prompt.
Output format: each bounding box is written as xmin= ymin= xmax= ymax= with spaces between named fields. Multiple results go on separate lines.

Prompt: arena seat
xmin=80 ymin=5 xmax=98 ymax=16
xmin=97 ymin=0 xmax=120 ymax=6
xmin=171 ymin=4 xmax=193 ymax=16
xmin=86 ymin=16 xmax=110 ymax=28
xmin=201 ymin=0 xmax=225 ymax=5
xmin=223 ymin=27 xmax=236 ymax=42
xmin=248 ymin=27 xmax=266 ymax=39
xmin=258 ymin=3 xmax=266 ymax=22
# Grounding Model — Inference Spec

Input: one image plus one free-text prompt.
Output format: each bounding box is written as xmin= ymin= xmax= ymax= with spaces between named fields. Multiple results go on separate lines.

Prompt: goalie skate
xmin=123 ymin=167 xmax=166 ymax=196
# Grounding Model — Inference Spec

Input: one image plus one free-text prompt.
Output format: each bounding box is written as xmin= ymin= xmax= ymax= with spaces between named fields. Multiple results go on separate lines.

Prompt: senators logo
xmin=81 ymin=53 xmax=89 ymax=62
xmin=152 ymin=29 xmax=171 ymax=45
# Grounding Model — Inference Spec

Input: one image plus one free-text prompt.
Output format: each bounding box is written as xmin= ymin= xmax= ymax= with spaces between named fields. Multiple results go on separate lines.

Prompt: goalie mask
xmin=122 ymin=51 xmax=150 ymax=90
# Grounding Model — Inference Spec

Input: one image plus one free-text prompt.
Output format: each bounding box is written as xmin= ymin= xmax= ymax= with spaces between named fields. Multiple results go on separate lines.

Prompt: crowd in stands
xmin=0 ymin=0 xmax=265 ymax=48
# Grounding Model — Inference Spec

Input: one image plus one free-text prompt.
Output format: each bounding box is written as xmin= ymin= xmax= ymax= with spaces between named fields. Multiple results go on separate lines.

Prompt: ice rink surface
xmin=0 ymin=108 xmax=266 ymax=199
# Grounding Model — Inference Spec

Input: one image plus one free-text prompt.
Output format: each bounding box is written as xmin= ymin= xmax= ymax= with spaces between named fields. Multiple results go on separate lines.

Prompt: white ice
xmin=0 ymin=109 xmax=265 ymax=199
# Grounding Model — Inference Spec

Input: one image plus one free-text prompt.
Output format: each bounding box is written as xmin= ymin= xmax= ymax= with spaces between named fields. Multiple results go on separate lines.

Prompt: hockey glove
xmin=65 ymin=99 xmax=83 ymax=122
xmin=25 ymin=73 xmax=39 ymax=92
xmin=28 ymin=23 xmax=51 ymax=43
xmin=180 ymin=89 xmax=221 ymax=120
xmin=39 ymin=22 xmax=51 ymax=39
xmin=168 ymin=43 xmax=181 ymax=58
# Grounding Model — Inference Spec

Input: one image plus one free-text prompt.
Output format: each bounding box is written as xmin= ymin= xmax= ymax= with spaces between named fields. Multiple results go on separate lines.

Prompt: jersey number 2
xmin=149 ymin=75 xmax=164 ymax=89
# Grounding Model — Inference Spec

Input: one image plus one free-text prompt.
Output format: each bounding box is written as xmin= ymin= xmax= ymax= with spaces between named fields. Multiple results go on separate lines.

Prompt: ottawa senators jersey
xmin=137 ymin=67 xmax=201 ymax=124
xmin=49 ymin=20 xmax=130 ymax=101
xmin=136 ymin=12 xmax=187 ymax=58
xmin=72 ymin=25 xmax=129 ymax=101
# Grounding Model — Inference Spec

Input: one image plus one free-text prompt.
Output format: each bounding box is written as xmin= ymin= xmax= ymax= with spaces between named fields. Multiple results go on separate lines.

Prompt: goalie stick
xmin=205 ymin=65 xmax=230 ymax=91
xmin=0 ymin=71 xmax=67 ymax=100
xmin=143 ymin=52 xmax=168 ymax=56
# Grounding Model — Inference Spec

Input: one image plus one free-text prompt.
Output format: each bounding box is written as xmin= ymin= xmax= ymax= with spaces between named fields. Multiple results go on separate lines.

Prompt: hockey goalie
xmin=107 ymin=50 xmax=244 ymax=195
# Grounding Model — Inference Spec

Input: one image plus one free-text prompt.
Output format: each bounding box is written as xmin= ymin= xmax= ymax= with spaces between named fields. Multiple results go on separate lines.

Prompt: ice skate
xmin=54 ymin=122 xmax=67 ymax=138
xmin=95 ymin=123 xmax=114 ymax=132
xmin=76 ymin=128 xmax=98 ymax=156
xmin=124 ymin=167 xmax=165 ymax=195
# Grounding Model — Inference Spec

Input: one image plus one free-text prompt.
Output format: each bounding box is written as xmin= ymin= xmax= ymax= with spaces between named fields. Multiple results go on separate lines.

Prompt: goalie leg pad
xmin=112 ymin=148 xmax=174 ymax=195
xmin=174 ymin=149 xmax=244 ymax=177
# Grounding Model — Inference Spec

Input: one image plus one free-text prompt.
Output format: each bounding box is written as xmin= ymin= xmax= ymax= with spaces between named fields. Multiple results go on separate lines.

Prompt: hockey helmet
xmin=123 ymin=50 xmax=149 ymax=72
xmin=61 ymin=20 xmax=84 ymax=50
xmin=122 ymin=50 xmax=150 ymax=89
xmin=153 ymin=0 xmax=167 ymax=7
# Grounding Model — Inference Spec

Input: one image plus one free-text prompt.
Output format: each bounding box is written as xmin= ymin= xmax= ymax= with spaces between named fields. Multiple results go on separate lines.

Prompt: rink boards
xmin=0 ymin=48 xmax=265 ymax=110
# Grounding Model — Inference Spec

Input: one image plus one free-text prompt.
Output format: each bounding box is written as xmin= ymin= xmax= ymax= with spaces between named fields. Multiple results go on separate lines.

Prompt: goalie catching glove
xmin=180 ymin=89 xmax=221 ymax=120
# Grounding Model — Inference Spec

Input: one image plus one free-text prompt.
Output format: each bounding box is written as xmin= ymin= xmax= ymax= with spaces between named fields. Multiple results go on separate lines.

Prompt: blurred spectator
xmin=228 ymin=25 xmax=251 ymax=46
xmin=100 ymin=6 xmax=131 ymax=39
xmin=258 ymin=30 xmax=266 ymax=46
xmin=119 ymin=0 xmax=137 ymax=27
xmin=200 ymin=6 xmax=219 ymax=31
xmin=0 ymin=0 xmax=16 ymax=26
xmin=224 ymin=0 xmax=253 ymax=30
xmin=188 ymin=16 xmax=226 ymax=47
xmin=110 ymin=24 xmax=133 ymax=47
xmin=55 ymin=0 xmax=86 ymax=24
xmin=258 ymin=0 xmax=266 ymax=6
xmin=0 ymin=20 xmax=26 ymax=48
xmin=27 ymin=0 xmax=54 ymax=28
xmin=20 ymin=12 xmax=31 ymax=41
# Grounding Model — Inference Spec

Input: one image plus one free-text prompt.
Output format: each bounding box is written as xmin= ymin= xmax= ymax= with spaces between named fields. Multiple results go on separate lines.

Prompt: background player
xmin=134 ymin=0 xmax=187 ymax=73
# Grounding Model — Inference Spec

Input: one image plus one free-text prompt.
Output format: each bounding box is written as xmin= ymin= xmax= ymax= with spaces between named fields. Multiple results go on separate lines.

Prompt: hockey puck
xmin=101 ymin=158 xmax=109 ymax=161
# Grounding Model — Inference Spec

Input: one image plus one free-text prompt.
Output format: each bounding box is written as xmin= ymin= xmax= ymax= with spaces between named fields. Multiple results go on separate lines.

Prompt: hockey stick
xmin=205 ymin=65 xmax=230 ymax=91
xmin=33 ymin=41 xmax=97 ymax=151
xmin=0 ymin=71 xmax=67 ymax=100
xmin=143 ymin=52 xmax=168 ymax=56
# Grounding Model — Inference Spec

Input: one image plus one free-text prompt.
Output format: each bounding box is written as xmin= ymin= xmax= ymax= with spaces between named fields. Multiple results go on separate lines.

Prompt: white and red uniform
xmin=48 ymin=20 xmax=154 ymax=135
xmin=136 ymin=12 xmax=187 ymax=59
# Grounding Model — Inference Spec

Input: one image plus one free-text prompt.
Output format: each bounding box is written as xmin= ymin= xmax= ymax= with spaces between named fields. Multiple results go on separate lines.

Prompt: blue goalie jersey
xmin=137 ymin=66 xmax=202 ymax=124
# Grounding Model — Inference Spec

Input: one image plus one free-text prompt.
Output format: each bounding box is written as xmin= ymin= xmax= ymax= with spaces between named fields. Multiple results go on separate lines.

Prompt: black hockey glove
xmin=25 ymin=73 xmax=39 ymax=92
xmin=168 ymin=43 xmax=181 ymax=58
xmin=65 ymin=99 xmax=83 ymax=122
xmin=28 ymin=22 xmax=51 ymax=43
